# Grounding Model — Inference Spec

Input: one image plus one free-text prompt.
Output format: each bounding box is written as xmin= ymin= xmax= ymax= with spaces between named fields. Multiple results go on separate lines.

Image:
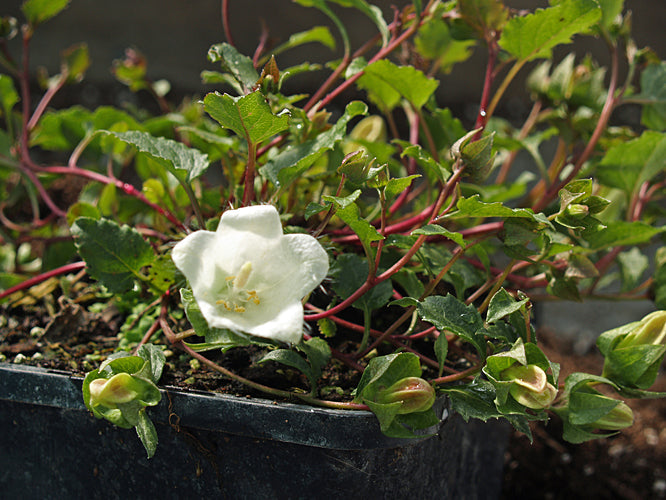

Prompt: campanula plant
xmin=1 ymin=0 xmax=666 ymax=459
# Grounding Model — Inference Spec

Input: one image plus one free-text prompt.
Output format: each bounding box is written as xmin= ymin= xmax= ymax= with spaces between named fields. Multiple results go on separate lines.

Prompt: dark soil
xmin=2 ymin=297 xmax=666 ymax=499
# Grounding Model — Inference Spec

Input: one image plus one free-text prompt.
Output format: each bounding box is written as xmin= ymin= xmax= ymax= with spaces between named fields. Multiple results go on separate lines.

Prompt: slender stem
xmin=430 ymin=362 xmax=483 ymax=385
xmin=159 ymin=307 xmax=368 ymax=410
xmin=27 ymin=73 xmax=67 ymax=131
xmin=0 ymin=261 xmax=86 ymax=301
xmin=30 ymin=164 xmax=187 ymax=231
xmin=221 ymin=0 xmax=235 ymax=46
xmin=242 ymin=141 xmax=257 ymax=206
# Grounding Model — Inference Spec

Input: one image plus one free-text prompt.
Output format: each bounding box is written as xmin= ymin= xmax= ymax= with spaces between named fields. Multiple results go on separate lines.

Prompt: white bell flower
xmin=172 ymin=205 xmax=329 ymax=344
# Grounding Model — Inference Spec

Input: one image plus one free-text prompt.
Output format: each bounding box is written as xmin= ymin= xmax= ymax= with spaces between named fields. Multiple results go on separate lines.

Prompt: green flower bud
xmin=501 ymin=364 xmax=558 ymax=410
xmin=590 ymin=401 xmax=634 ymax=431
xmin=89 ymin=373 xmax=138 ymax=408
xmin=375 ymin=377 xmax=436 ymax=414
xmin=617 ymin=310 xmax=666 ymax=349
xmin=565 ymin=203 xmax=589 ymax=217
xmin=349 ymin=115 xmax=387 ymax=143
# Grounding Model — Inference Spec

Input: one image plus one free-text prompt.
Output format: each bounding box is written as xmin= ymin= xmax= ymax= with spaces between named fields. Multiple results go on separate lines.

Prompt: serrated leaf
xmin=207 ymin=43 xmax=258 ymax=94
xmin=417 ymin=295 xmax=487 ymax=359
xmin=486 ymin=288 xmax=529 ymax=324
xmin=108 ymin=130 xmax=210 ymax=182
xmin=204 ymin=91 xmax=289 ymax=146
xmin=384 ymin=175 xmax=420 ymax=201
xmin=297 ymin=337 xmax=332 ymax=381
xmin=356 ymin=59 xmax=439 ymax=110
xmin=412 ymin=224 xmax=466 ymax=247
xmin=451 ymin=195 xmax=551 ymax=226
xmin=583 ymin=221 xmax=665 ymax=250
xmin=597 ymin=131 xmax=666 ymax=194
xmin=499 ymin=0 xmax=601 ymax=61
xmin=71 ymin=217 xmax=154 ymax=293
xmin=261 ymin=101 xmax=367 ymax=187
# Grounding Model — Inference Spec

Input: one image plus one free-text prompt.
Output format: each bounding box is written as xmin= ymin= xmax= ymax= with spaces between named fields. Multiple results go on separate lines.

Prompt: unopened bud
xmin=89 ymin=373 xmax=138 ymax=408
xmin=617 ymin=310 xmax=666 ymax=349
xmin=591 ymin=401 xmax=634 ymax=431
xmin=566 ymin=203 xmax=589 ymax=217
xmin=375 ymin=377 xmax=436 ymax=414
xmin=501 ymin=364 xmax=558 ymax=410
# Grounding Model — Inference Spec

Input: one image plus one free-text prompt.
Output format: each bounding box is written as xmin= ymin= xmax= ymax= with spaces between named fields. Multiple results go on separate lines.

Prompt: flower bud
xmin=617 ymin=310 xmax=666 ymax=349
xmin=565 ymin=203 xmax=589 ymax=217
xmin=375 ymin=377 xmax=436 ymax=414
xmin=501 ymin=364 xmax=558 ymax=410
xmin=590 ymin=401 xmax=634 ymax=431
xmin=89 ymin=373 xmax=138 ymax=408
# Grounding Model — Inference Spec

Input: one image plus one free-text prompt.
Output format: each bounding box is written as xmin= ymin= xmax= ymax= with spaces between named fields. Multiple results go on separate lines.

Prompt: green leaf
xmin=135 ymin=410 xmax=159 ymax=459
xmin=583 ymin=221 xmax=664 ymax=250
xmin=415 ymin=17 xmax=476 ymax=74
xmin=135 ymin=344 xmax=166 ymax=383
xmin=261 ymin=101 xmax=367 ymax=187
xmin=297 ymin=337 xmax=332 ymax=382
xmin=597 ymin=131 xmax=666 ymax=194
xmin=434 ymin=333 xmax=448 ymax=377
xmin=204 ymin=91 xmax=290 ymax=145
xmin=331 ymin=253 xmax=393 ymax=312
xmin=335 ymin=202 xmax=384 ymax=253
xmin=597 ymin=0 xmax=624 ymax=31
xmin=22 ymin=0 xmax=70 ymax=25
xmin=61 ymin=43 xmax=90 ymax=84
xmin=637 ymin=62 xmax=666 ymax=131
xmin=417 ymin=295 xmax=487 ymax=359
xmin=71 ymin=217 xmax=155 ymax=293
xmin=108 ymin=130 xmax=210 ymax=183
xmin=259 ymin=349 xmax=315 ymax=388
xmin=207 ymin=43 xmax=258 ymax=94
xmin=458 ymin=0 xmax=509 ymax=36
xmin=486 ymin=288 xmax=530 ymax=324
xmin=272 ymin=26 xmax=336 ymax=56
xmin=499 ymin=0 xmax=601 ymax=61
xmin=0 ymin=75 xmax=19 ymax=117
xmin=411 ymin=224 xmax=466 ymax=247
xmin=451 ymin=195 xmax=551 ymax=226
xmin=356 ymin=59 xmax=439 ymax=110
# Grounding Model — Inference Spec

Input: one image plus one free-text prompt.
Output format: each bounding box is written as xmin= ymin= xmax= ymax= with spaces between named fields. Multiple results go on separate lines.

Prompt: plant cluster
xmin=1 ymin=0 xmax=665 ymax=458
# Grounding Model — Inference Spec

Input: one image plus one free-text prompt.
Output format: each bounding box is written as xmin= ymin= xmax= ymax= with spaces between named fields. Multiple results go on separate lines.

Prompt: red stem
xmin=0 ymin=261 xmax=86 ymax=301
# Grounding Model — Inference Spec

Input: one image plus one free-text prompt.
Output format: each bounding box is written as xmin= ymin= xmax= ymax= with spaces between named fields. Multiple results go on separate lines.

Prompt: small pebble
xmin=13 ymin=353 xmax=27 ymax=364
xmin=31 ymin=352 xmax=43 ymax=361
xmin=645 ymin=428 xmax=659 ymax=446
xmin=653 ymin=479 xmax=666 ymax=496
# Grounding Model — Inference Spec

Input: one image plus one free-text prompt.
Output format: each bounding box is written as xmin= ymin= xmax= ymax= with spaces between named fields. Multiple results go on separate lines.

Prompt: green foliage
xmin=71 ymin=217 xmax=155 ymax=294
xmin=3 ymin=0 xmax=666 ymax=455
xmin=82 ymin=344 xmax=164 ymax=458
xmin=356 ymin=60 xmax=439 ymax=110
xmin=499 ymin=0 xmax=601 ymax=61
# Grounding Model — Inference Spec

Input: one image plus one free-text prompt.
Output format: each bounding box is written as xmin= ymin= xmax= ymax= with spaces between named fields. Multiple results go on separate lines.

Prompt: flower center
xmin=216 ymin=262 xmax=261 ymax=314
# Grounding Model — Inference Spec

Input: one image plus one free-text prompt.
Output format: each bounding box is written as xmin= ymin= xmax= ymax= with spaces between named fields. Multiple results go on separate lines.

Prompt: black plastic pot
xmin=0 ymin=363 xmax=509 ymax=499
